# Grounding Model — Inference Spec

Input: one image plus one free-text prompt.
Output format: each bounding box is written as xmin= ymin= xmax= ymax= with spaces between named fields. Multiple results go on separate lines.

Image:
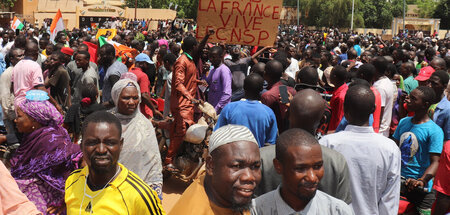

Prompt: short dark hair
xmin=344 ymin=84 xmax=375 ymax=124
xmin=357 ymin=63 xmax=376 ymax=83
xmin=265 ymin=60 xmax=284 ymax=80
xmin=52 ymin=51 xmax=65 ymax=62
xmin=101 ymin=43 xmax=116 ymax=56
xmin=77 ymin=50 xmax=90 ymax=60
xmin=332 ymin=65 xmax=347 ymax=82
xmin=431 ymin=70 xmax=449 ymax=86
xmin=81 ymin=83 xmax=98 ymax=102
xmin=415 ymin=86 xmax=436 ymax=108
xmin=209 ymin=46 xmax=224 ymax=56
xmin=181 ymin=36 xmax=197 ymax=52
xmin=297 ymin=66 xmax=319 ymax=85
xmin=372 ymin=56 xmax=388 ymax=75
xmin=163 ymin=53 xmax=177 ymax=65
xmin=276 ymin=128 xmax=318 ymax=163
xmin=82 ymin=111 xmax=122 ymax=137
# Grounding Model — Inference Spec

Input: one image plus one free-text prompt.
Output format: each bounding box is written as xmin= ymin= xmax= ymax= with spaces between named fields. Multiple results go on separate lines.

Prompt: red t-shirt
xmin=130 ymin=67 xmax=153 ymax=118
xmin=371 ymin=87 xmax=382 ymax=133
xmin=329 ymin=83 xmax=348 ymax=131
xmin=433 ymin=140 xmax=450 ymax=196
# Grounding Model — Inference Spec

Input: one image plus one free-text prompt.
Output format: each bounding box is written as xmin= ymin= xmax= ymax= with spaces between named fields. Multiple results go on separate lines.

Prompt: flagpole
xmin=134 ymin=0 xmax=137 ymax=19
xmin=350 ymin=0 xmax=354 ymax=30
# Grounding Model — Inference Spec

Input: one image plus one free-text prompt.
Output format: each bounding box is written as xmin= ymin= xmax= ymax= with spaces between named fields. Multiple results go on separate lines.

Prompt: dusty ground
xmin=161 ymin=175 xmax=191 ymax=213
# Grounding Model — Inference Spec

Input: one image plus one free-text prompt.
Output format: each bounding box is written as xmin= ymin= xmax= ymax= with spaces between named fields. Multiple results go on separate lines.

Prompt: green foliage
xmin=125 ymin=0 xmax=151 ymax=8
xmin=415 ymin=0 xmax=438 ymax=18
xmin=360 ymin=0 xmax=403 ymax=28
xmin=299 ymin=0 xmax=363 ymax=28
xmin=0 ymin=0 xmax=16 ymax=8
xmin=433 ymin=0 xmax=449 ymax=29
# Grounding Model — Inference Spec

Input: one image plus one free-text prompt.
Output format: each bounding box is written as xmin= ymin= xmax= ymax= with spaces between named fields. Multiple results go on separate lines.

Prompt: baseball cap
xmin=415 ymin=66 xmax=435 ymax=81
xmin=135 ymin=53 xmax=154 ymax=64
xmin=61 ymin=47 xmax=74 ymax=56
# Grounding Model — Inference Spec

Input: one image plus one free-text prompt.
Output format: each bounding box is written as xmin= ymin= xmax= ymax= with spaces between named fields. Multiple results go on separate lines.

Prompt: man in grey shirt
xmin=70 ymin=51 xmax=99 ymax=104
xmin=254 ymin=129 xmax=354 ymax=215
xmin=255 ymin=89 xmax=352 ymax=204
xmin=98 ymin=44 xmax=127 ymax=103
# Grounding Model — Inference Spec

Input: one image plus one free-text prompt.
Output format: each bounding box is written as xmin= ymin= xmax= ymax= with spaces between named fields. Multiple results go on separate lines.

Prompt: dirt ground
xmin=161 ymin=175 xmax=191 ymax=213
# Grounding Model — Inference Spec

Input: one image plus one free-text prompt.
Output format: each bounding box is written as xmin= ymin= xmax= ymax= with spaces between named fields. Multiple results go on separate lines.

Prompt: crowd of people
xmin=0 ymin=17 xmax=449 ymax=215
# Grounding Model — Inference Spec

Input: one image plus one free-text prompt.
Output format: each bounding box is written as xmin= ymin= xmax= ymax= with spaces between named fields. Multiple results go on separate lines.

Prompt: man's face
xmin=75 ymin=54 xmax=89 ymax=70
xmin=48 ymin=54 xmax=61 ymax=70
xmin=406 ymin=89 xmax=425 ymax=112
xmin=207 ymin=141 xmax=261 ymax=211
xmin=98 ymin=47 xmax=113 ymax=67
xmin=274 ymin=144 xmax=324 ymax=203
xmin=39 ymin=39 xmax=48 ymax=50
xmin=428 ymin=75 xmax=445 ymax=97
xmin=439 ymin=47 xmax=447 ymax=57
xmin=209 ymin=51 xmax=222 ymax=68
xmin=59 ymin=35 xmax=67 ymax=44
xmin=361 ymin=51 xmax=373 ymax=63
xmin=82 ymin=122 xmax=123 ymax=173
xmin=10 ymin=49 xmax=24 ymax=66
xmin=2 ymin=33 xmax=8 ymax=44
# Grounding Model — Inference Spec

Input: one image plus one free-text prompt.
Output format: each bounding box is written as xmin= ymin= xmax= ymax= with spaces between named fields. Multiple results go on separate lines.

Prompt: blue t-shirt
xmin=214 ymin=100 xmax=278 ymax=147
xmin=393 ymin=117 xmax=444 ymax=190
xmin=433 ymin=96 xmax=450 ymax=141
xmin=353 ymin=44 xmax=362 ymax=56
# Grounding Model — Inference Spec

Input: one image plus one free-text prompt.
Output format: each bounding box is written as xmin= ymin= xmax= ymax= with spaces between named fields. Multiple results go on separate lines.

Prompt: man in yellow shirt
xmin=169 ymin=125 xmax=261 ymax=215
xmin=65 ymin=111 xmax=165 ymax=215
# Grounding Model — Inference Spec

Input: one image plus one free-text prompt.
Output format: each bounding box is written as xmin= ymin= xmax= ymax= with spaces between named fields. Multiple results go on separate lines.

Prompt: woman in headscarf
xmin=109 ymin=78 xmax=163 ymax=199
xmin=10 ymin=90 xmax=82 ymax=214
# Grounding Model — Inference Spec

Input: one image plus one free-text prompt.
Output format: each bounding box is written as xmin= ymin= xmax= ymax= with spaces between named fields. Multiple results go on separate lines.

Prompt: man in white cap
xmin=170 ymin=124 xmax=261 ymax=215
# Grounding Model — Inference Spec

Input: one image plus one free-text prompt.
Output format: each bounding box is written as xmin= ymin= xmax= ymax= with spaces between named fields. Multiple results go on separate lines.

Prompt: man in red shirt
xmin=261 ymin=60 xmax=296 ymax=133
xmin=356 ymin=63 xmax=382 ymax=133
xmin=329 ymin=65 xmax=348 ymax=131
xmin=129 ymin=53 xmax=162 ymax=119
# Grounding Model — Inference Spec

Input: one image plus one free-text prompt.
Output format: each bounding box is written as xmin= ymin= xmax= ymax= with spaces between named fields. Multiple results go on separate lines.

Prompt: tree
xmin=0 ymin=0 xmax=17 ymax=8
xmin=415 ymin=0 xmax=438 ymax=18
xmin=433 ymin=0 xmax=449 ymax=29
xmin=124 ymin=0 xmax=151 ymax=8
xmin=360 ymin=0 xmax=403 ymax=28
xmin=299 ymin=0 xmax=363 ymax=28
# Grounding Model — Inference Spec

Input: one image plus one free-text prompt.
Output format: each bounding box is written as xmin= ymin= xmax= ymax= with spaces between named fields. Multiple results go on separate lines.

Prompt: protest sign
xmin=196 ymin=0 xmax=283 ymax=46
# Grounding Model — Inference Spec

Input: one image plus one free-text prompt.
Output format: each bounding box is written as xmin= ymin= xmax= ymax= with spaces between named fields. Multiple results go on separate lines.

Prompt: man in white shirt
xmin=285 ymin=46 xmax=299 ymax=79
xmin=319 ymin=84 xmax=401 ymax=215
xmin=373 ymin=56 xmax=396 ymax=137
xmin=254 ymin=128 xmax=354 ymax=215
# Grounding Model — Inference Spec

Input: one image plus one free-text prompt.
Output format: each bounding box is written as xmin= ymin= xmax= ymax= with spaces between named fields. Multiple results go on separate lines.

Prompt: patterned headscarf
xmin=18 ymin=91 xmax=63 ymax=127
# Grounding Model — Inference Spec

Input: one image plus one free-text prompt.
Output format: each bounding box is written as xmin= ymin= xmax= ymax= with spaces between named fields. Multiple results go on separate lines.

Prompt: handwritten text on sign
xmin=196 ymin=0 xmax=283 ymax=46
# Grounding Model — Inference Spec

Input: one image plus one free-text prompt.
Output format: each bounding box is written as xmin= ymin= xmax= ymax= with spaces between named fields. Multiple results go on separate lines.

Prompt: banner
xmin=196 ymin=0 xmax=283 ymax=46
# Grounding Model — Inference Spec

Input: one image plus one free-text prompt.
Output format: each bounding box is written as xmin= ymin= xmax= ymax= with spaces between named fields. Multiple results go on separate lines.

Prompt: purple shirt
xmin=206 ymin=64 xmax=232 ymax=114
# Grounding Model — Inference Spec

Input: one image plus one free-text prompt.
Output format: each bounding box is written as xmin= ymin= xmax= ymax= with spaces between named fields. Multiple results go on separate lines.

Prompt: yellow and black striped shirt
xmin=65 ymin=163 xmax=165 ymax=215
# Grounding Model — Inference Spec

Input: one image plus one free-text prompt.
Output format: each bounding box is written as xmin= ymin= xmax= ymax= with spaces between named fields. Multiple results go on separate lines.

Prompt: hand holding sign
xmin=196 ymin=0 xmax=283 ymax=47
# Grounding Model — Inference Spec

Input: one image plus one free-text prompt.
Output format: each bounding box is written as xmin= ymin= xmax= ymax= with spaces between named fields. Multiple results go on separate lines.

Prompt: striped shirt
xmin=65 ymin=163 xmax=165 ymax=215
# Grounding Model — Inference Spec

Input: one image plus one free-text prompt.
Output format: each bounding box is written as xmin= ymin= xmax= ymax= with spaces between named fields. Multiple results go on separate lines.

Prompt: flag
xmin=50 ymin=9 xmax=65 ymax=42
xmin=82 ymin=41 xmax=98 ymax=63
xmin=11 ymin=16 xmax=24 ymax=31
xmin=168 ymin=2 xmax=173 ymax=9
xmin=98 ymin=36 xmax=138 ymax=62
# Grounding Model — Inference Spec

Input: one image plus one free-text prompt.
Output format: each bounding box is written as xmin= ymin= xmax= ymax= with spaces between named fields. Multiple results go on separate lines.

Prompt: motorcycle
xmin=398 ymin=176 xmax=430 ymax=215
xmin=153 ymin=102 xmax=217 ymax=183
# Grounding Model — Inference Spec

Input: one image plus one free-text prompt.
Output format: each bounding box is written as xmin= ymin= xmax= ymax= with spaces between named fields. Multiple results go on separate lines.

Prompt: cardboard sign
xmin=196 ymin=0 xmax=283 ymax=46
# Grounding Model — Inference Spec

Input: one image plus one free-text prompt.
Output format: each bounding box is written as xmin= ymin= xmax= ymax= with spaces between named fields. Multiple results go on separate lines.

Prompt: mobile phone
xmin=279 ymin=85 xmax=290 ymax=104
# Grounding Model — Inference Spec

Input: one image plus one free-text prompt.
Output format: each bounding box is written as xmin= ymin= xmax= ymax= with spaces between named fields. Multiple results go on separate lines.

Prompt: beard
xmin=231 ymin=199 xmax=252 ymax=213
xmin=297 ymin=182 xmax=318 ymax=202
